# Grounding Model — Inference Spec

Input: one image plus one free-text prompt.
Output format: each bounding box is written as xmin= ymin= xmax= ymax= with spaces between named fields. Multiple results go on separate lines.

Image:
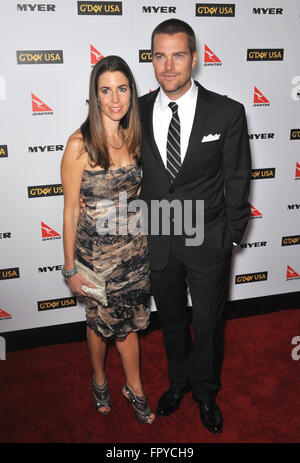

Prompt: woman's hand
xmin=67 ymin=272 xmax=96 ymax=297
xmin=79 ymin=196 xmax=86 ymax=213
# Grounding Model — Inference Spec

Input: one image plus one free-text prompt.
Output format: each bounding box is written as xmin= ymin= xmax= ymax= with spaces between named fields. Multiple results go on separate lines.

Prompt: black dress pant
xmin=150 ymin=233 xmax=232 ymax=403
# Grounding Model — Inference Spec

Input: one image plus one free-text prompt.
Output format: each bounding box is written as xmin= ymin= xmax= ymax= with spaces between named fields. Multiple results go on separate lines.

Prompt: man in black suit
xmin=139 ymin=19 xmax=251 ymax=434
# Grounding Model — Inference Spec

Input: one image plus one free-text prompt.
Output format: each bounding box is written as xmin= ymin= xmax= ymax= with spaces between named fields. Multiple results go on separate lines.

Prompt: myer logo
xmin=295 ymin=162 xmax=300 ymax=180
xmin=17 ymin=4 xmax=56 ymax=12
xmin=0 ymin=267 xmax=20 ymax=280
xmin=249 ymin=133 xmax=274 ymax=140
xmin=204 ymin=45 xmax=222 ymax=66
xmin=77 ymin=1 xmax=122 ymax=15
xmin=235 ymin=271 xmax=268 ymax=284
xmin=142 ymin=6 xmax=176 ymax=13
xmin=287 ymin=203 xmax=300 ymax=211
xmin=240 ymin=241 xmax=267 ymax=249
xmin=290 ymin=129 xmax=300 ymax=140
xmin=27 ymin=184 xmax=63 ymax=198
xmin=253 ymin=8 xmax=283 ymax=15
xmin=0 ymin=232 xmax=11 ymax=239
xmin=38 ymin=265 xmax=63 ymax=273
xmin=247 ymin=49 xmax=284 ymax=61
xmin=139 ymin=50 xmax=152 ymax=62
xmin=0 ymin=145 xmax=8 ymax=158
xmin=37 ymin=297 xmax=77 ymax=311
xmin=195 ymin=3 xmax=235 ymax=16
xmin=251 ymin=168 xmax=275 ymax=179
xmin=17 ymin=50 xmax=63 ymax=64
xmin=281 ymin=235 xmax=300 ymax=246
xmin=28 ymin=145 xmax=64 ymax=154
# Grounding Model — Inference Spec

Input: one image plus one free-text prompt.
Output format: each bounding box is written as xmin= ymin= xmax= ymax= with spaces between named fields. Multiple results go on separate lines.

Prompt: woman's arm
xmin=60 ymin=134 xmax=95 ymax=295
xmin=61 ymin=134 xmax=86 ymax=270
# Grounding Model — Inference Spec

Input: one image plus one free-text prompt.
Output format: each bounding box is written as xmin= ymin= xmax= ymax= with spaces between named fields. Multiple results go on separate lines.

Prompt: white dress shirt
xmin=153 ymin=79 xmax=198 ymax=166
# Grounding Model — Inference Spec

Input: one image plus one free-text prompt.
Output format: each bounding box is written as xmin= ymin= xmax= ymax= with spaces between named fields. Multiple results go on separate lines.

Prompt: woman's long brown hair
xmin=80 ymin=55 xmax=142 ymax=170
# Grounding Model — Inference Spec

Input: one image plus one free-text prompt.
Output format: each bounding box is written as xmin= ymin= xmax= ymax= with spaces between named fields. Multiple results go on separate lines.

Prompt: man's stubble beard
xmin=157 ymin=74 xmax=192 ymax=99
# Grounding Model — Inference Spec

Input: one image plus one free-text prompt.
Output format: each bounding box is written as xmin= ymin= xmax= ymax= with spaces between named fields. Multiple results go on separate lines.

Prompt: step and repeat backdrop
xmin=0 ymin=1 xmax=299 ymax=333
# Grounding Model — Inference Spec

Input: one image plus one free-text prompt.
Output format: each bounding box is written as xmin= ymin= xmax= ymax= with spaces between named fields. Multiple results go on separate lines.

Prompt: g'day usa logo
xmin=235 ymin=271 xmax=268 ymax=284
xmin=0 ymin=267 xmax=20 ymax=280
xmin=31 ymin=93 xmax=53 ymax=115
xmin=247 ymin=49 xmax=284 ymax=61
xmin=0 ymin=145 xmax=8 ymax=158
xmin=38 ymin=297 xmax=77 ymax=311
xmin=17 ymin=50 xmax=63 ymax=64
xmin=195 ymin=3 xmax=235 ymax=16
xmin=77 ymin=1 xmax=122 ymax=15
xmin=27 ymin=184 xmax=63 ymax=198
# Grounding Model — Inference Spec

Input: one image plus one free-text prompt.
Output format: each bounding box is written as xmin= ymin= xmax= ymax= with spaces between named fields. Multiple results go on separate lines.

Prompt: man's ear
xmin=192 ymin=51 xmax=198 ymax=69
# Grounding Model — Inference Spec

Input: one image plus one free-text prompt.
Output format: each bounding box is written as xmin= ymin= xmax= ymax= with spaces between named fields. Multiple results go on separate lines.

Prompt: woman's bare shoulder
xmin=66 ymin=129 xmax=84 ymax=150
xmin=62 ymin=129 xmax=88 ymax=168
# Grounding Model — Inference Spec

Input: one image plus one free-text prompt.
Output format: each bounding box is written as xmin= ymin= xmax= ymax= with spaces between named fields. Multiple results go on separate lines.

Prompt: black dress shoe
xmin=199 ymin=400 xmax=223 ymax=434
xmin=157 ymin=385 xmax=191 ymax=416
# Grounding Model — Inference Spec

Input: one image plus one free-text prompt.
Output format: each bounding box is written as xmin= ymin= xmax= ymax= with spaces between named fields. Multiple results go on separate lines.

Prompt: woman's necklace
xmin=107 ymin=130 xmax=124 ymax=150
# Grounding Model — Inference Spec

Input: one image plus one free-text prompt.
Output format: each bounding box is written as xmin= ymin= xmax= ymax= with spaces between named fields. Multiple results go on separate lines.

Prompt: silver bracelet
xmin=62 ymin=266 xmax=78 ymax=279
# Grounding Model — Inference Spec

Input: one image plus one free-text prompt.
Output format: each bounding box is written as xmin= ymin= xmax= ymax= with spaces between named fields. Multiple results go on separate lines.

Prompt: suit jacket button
xmin=169 ymin=185 xmax=175 ymax=193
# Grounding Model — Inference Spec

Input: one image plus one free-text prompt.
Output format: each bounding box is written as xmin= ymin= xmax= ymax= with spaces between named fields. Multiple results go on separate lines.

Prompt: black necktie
xmin=166 ymin=102 xmax=181 ymax=180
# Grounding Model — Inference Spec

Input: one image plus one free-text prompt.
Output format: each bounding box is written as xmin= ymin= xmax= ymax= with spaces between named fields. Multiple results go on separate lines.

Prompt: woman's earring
xmin=97 ymin=98 xmax=100 ymax=106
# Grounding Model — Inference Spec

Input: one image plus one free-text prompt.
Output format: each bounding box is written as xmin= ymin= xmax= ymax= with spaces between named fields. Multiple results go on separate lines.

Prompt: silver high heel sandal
xmin=92 ymin=377 xmax=112 ymax=414
xmin=122 ymin=385 xmax=155 ymax=424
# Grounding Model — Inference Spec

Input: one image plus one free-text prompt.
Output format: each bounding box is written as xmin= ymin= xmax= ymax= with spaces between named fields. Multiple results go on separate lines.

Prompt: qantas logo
xmin=90 ymin=44 xmax=104 ymax=65
xmin=253 ymin=87 xmax=270 ymax=106
xmin=204 ymin=45 xmax=221 ymax=66
xmin=41 ymin=221 xmax=61 ymax=241
xmin=31 ymin=93 xmax=53 ymax=115
xmin=286 ymin=265 xmax=300 ymax=280
xmin=250 ymin=204 xmax=262 ymax=218
xmin=295 ymin=162 xmax=300 ymax=179
xmin=0 ymin=309 xmax=12 ymax=320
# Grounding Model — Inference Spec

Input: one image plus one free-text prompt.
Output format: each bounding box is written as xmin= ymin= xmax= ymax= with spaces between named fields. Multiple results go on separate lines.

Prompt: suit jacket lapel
xmin=175 ymin=81 xmax=213 ymax=181
xmin=142 ymin=89 xmax=170 ymax=182
xmin=142 ymin=82 xmax=213 ymax=184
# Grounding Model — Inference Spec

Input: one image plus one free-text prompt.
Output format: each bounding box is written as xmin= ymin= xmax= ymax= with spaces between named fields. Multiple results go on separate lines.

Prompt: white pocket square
xmin=201 ymin=133 xmax=221 ymax=142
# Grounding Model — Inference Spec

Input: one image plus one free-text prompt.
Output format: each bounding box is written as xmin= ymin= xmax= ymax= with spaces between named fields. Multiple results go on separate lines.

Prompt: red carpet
xmin=1 ymin=309 xmax=299 ymax=443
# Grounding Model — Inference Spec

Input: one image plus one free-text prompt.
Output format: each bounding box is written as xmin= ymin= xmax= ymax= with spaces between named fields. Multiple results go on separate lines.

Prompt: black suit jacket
xmin=139 ymin=81 xmax=251 ymax=271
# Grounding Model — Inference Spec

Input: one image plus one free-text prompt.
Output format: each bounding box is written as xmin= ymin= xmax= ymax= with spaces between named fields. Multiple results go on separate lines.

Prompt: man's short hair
xmin=151 ymin=19 xmax=196 ymax=56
